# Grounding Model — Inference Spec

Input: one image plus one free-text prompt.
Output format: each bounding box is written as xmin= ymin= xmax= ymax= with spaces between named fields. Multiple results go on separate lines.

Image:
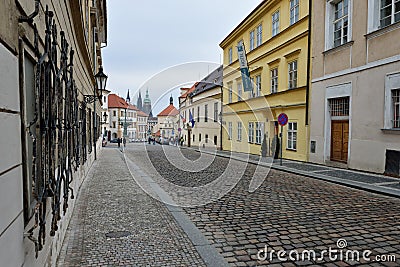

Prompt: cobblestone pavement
xmin=126 ymin=143 xmax=400 ymax=267
xmin=57 ymin=146 xmax=206 ymax=266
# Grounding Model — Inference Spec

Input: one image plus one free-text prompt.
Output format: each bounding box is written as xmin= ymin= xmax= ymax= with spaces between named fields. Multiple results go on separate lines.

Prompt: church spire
xmin=126 ymin=89 xmax=131 ymax=104
xmin=142 ymin=88 xmax=152 ymax=116
xmin=137 ymin=90 xmax=143 ymax=111
xmin=170 ymin=94 xmax=173 ymax=105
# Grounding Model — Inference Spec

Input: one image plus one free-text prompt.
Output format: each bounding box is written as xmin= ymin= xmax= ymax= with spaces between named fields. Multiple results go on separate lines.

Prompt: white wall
xmin=0 ymin=42 xmax=25 ymax=267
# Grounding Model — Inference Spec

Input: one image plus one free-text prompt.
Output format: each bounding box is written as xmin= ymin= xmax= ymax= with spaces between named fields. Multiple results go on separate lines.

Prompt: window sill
xmin=286 ymin=148 xmax=297 ymax=152
xmin=323 ymin=41 xmax=354 ymax=56
xmin=365 ymin=21 xmax=400 ymax=40
xmin=381 ymin=128 xmax=400 ymax=135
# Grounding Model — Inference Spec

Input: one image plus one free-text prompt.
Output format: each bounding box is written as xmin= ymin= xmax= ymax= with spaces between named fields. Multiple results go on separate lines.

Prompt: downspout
xmin=305 ymin=0 xmax=312 ymax=162
xmin=220 ymin=85 xmax=223 ymax=151
xmin=306 ymin=0 xmax=312 ymax=126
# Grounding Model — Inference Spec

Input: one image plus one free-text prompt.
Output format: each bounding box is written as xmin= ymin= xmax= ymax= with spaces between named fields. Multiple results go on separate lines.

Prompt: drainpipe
xmin=305 ymin=0 xmax=312 ymax=126
xmin=305 ymin=0 xmax=313 ymax=162
xmin=220 ymin=85 xmax=223 ymax=151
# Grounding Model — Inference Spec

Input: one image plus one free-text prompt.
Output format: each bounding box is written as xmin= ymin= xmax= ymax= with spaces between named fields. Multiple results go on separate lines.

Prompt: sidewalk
xmin=186 ymin=147 xmax=400 ymax=198
xmin=57 ymin=146 xmax=208 ymax=266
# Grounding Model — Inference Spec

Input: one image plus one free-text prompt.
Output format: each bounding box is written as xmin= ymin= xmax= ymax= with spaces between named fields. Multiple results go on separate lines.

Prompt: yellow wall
xmin=220 ymin=0 xmax=309 ymax=161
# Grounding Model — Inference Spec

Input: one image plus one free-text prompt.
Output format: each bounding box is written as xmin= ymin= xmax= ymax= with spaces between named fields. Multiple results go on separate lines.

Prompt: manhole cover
xmin=105 ymin=231 xmax=132 ymax=238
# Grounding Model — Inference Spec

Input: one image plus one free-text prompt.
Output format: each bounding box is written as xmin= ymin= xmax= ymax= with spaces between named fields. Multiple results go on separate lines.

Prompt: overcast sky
xmin=102 ymin=0 xmax=262 ymax=114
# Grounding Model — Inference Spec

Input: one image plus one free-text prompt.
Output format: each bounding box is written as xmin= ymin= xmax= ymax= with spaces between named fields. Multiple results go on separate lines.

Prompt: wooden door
xmin=331 ymin=121 xmax=349 ymax=162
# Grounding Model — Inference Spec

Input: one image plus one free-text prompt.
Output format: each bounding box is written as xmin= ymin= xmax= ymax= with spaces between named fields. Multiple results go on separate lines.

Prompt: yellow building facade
xmin=220 ymin=0 xmax=310 ymax=161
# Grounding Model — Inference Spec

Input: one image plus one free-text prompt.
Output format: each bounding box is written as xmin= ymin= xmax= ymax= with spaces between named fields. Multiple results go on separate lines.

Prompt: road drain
xmin=105 ymin=231 xmax=132 ymax=238
xmin=116 ymin=179 xmax=130 ymax=182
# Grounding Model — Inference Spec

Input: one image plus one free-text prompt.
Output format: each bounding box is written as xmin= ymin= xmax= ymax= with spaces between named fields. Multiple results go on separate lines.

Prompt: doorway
xmin=330 ymin=120 xmax=349 ymax=162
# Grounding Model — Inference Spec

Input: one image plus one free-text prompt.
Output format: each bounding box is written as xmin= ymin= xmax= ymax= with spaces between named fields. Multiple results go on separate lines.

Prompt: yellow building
xmin=220 ymin=0 xmax=310 ymax=161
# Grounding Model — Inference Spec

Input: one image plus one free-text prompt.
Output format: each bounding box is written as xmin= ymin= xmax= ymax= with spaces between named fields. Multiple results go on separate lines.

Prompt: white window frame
xmin=393 ymin=89 xmax=400 ymax=128
xmin=250 ymin=30 xmax=255 ymax=51
xmin=256 ymin=24 xmax=263 ymax=47
xmin=333 ymin=0 xmax=349 ymax=48
xmin=325 ymin=0 xmax=353 ymax=51
xmin=384 ymin=73 xmax=400 ymax=129
xmin=214 ymin=102 xmax=218 ymax=122
xmin=256 ymin=75 xmax=261 ymax=97
xmin=379 ymin=0 xmax=400 ymax=28
xmin=237 ymin=82 xmax=243 ymax=101
xmin=228 ymin=122 xmax=233 ymax=140
xmin=288 ymin=60 xmax=298 ymax=89
xmin=237 ymin=122 xmax=242 ymax=141
xmin=228 ymin=85 xmax=233 ymax=103
xmin=271 ymin=68 xmax=278 ymax=93
xmin=248 ymin=122 xmax=254 ymax=143
xmin=255 ymin=122 xmax=264 ymax=144
xmin=290 ymin=0 xmax=300 ymax=25
xmin=287 ymin=122 xmax=297 ymax=150
xmin=250 ymin=77 xmax=255 ymax=98
xmin=272 ymin=10 xmax=280 ymax=37
xmin=204 ymin=104 xmax=208 ymax=122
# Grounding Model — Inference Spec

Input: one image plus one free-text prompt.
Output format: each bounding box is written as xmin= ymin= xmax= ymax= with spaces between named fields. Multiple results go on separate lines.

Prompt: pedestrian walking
xmin=123 ymin=137 xmax=126 ymax=147
xmin=117 ymin=137 xmax=121 ymax=147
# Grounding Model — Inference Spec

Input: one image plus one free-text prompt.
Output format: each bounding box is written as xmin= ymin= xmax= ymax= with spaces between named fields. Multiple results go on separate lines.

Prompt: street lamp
xmin=101 ymin=111 xmax=108 ymax=124
xmin=123 ymin=107 xmax=127 ymax=139
xmin=83 ymin=66 xmax=108 ymax=160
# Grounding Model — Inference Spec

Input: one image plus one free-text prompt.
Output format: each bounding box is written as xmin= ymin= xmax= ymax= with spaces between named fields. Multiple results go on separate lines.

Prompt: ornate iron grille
xmin=24 ymin=5 xmax=79 ymax=257
xmin=88 ymin=108 xmax=92 ymax=154
xmin=81 ymin=103 xmax=87 ymax=163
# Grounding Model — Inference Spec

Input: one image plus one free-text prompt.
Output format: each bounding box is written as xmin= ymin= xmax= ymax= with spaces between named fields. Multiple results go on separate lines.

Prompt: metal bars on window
xmin=25 ymin=6 xmax=80 ymax=257
xmin=329 ymin=97 xmax=350 ymax=117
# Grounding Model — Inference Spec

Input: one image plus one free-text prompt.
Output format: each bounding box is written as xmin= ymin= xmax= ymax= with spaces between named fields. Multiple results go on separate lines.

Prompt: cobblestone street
xmin=57 ymin=147 xmax=206 ymax=267
xmin=58 ymin=143 xmax=400 ymax=266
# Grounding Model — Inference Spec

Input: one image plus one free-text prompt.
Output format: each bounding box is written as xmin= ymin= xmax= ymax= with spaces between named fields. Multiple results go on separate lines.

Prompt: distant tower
xmin=143 ymin=89 xmax=152 ymax=115
xmin=126 ymin=89 xmax=131 ymax=104
xmin=137 ymin=90 xmax=143 ymax=111
xmin=169 ymin=94 xmax=173 ymax=105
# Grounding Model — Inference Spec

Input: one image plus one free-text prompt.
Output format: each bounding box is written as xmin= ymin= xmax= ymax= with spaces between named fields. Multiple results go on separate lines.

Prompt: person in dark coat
xmin=117 ymin=137 xmax=121 ymax=147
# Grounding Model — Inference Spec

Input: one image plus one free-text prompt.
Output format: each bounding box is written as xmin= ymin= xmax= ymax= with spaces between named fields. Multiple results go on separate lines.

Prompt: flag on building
xmin=237 ymin=44 xmax=253 ymax=92
xmin=189 ymin=110 xmax=195 ymax=128
xmin=180 ymin=113 xmax=186 ymax=123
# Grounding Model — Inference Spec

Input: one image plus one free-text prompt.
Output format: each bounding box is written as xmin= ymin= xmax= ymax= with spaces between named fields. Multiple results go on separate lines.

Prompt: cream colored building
xmin=310 ymin=0 xmax=400 ymax=175
xmin=179 ymin=67 xmax=223 ymax=148
xmin=155 ymin=96 xmax=179 ymax=143
xmin=108 ymin=94 xmax=139 ymax=140
xmin=137 ymin=110 xmax=149 ymax=140
xmin=0 ymin=0 xmax=107 ymax=266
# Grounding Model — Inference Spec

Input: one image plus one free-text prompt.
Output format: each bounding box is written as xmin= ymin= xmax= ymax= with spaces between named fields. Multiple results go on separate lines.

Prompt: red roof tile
xmin=137 ymin=110 xmax=148 ymax=117
xmin=157 ymin=104 xmax=179 ymax=117
xmin=179 ymin=83 xmax=198 ymax=98
xmin=108 ymin=94 xmax=139 ymax=111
